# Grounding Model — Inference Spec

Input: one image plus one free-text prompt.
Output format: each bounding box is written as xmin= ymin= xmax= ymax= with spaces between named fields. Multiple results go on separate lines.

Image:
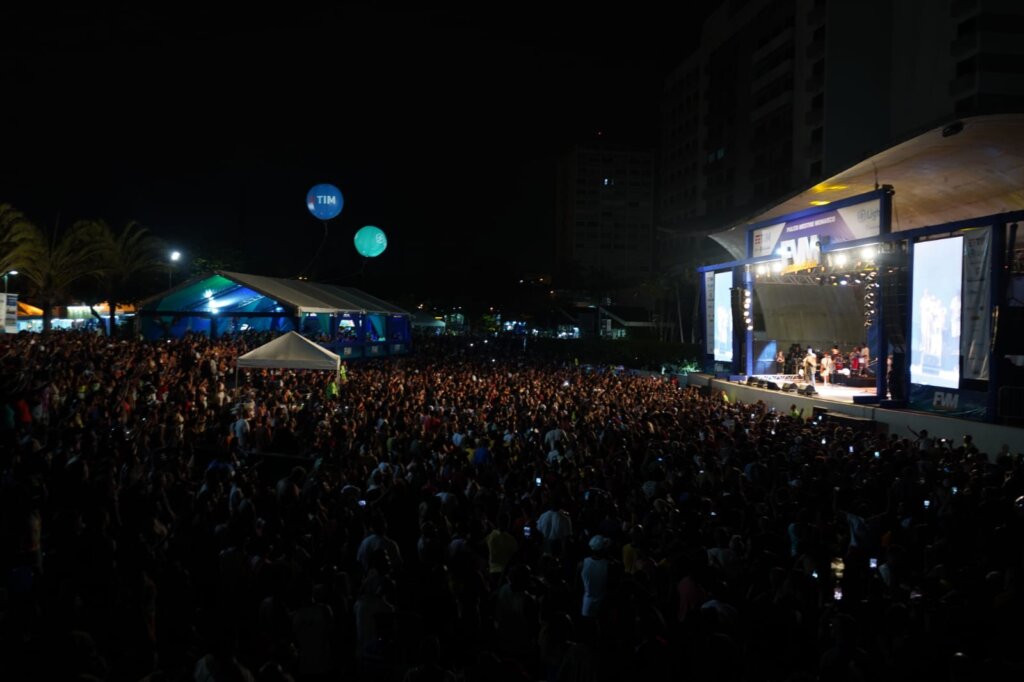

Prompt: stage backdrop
xmin=756 ymin=283 xmax=867 ymax=352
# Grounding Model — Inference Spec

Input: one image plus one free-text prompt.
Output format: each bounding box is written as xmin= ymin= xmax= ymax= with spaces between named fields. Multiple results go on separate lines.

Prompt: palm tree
xmin=0 ymin=203 xmax=34 ymax=278
xmin=88 ymin=220 xmax=167 ymax=336
xmin=15 ymin=219 xmax=107 ymax=331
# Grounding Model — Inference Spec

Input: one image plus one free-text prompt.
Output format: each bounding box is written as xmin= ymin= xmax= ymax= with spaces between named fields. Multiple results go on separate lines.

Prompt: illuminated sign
xmin=750 ymin=198 xmax=880 ymax=271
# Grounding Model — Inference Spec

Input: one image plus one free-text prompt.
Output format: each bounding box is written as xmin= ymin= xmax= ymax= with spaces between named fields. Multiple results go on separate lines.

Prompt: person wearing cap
xmin=581 ymin=535 xmax=613 ymax=618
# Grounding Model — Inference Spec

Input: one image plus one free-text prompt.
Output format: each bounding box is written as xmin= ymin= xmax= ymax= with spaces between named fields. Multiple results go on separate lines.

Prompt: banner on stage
xmin=704 ymin=272 xmax=715 ymax=356
xmin=750 ymin=198 xmax=880 ymax=270
xmin=908 ymin=384 xmax=987 ymax=421
xmin=961 ymin=227 xmax=990 ymax=381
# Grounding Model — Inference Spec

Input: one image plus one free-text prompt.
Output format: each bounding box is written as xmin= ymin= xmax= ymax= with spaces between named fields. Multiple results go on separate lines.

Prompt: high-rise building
xmin=555 ymin=141 xmax=654 ymax=294
xmin=658 ymin=0 xmax=1024 ymax=239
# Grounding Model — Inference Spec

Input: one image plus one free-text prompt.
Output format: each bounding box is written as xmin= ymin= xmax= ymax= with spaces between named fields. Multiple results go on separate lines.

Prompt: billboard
xmin=704 ymin=272 xmax=715 ymax=355
xmin=910 ymin=236 xmax=963 ymax=389
xmin=750 ymin=198 xmax=880 ymax=270
xmin=2 ymin=294 xmax=16 ymax=334
xmin=713 ymin=270 xmax=733 ymax=362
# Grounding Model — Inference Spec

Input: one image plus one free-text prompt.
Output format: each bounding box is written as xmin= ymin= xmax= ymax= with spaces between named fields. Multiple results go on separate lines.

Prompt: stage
xmin=738 ymin=374 xmax=878 ymax=405
xmin=683 ymin=373 xmax=1022 ymax=458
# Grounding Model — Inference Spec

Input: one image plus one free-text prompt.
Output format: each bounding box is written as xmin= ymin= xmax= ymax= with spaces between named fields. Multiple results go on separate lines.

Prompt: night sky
xmin=1 ymin=5 xmax=711 ymax=300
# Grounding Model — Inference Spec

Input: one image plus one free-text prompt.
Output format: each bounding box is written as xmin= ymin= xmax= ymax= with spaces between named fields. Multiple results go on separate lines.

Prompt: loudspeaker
xmin=799 ymin=384 xmax=817 ymax=396
xmin=746 ymin=376 xmax=758 ymax=386
xmin=757 ymin=380 xmax=767 ymax=388
xmin=765 ymin=381 xmax=781 ymax=390
xmin=782 ymin=382 xmax=798 ymax=392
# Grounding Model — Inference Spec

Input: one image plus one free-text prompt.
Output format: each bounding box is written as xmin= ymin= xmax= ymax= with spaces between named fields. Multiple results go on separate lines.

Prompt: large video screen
xmin=714 ymin=270 xmax=733 ymax=362
xmin=911 ymin=236 xmax=962 ymax=389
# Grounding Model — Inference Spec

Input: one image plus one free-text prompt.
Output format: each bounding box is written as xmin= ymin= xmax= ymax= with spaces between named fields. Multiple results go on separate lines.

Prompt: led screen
xmin=714 ymin=270 xmax=733 ymax=362
xmin=910 ymin=236 xmax=962 ymax=389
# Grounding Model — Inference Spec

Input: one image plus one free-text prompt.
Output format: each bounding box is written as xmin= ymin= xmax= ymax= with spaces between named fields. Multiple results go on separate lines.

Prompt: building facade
xmin=555 ymin=141 xmax=655 ymax=294
xmin=659 ymin=0 xmax=1024 ymax=240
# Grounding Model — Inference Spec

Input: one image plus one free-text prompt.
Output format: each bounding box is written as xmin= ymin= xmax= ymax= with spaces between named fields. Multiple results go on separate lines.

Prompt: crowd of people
xmin=1 ymin=331 xmax=1023 ymax=681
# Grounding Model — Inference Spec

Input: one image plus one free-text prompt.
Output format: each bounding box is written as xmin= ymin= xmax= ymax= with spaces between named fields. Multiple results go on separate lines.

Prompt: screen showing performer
xmin=714 ymin=271 xmax=733 ymax=362
xmin=910 ymin=236 xmax=962 ymax=389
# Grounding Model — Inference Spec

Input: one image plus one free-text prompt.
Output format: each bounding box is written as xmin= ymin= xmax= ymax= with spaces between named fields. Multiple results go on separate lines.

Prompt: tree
xmin=88 ymin=220 xmax=167 ymax=336
xmin=15 ymin=218 xmax=106 ymax=332
xmin=0 ymin=203 xmax=34 ymax=278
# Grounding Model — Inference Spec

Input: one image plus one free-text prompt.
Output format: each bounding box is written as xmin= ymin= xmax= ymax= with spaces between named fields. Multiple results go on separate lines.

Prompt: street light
xmin=168 ymin=251 xmax=181 ymax=289
xmin=2 ymin=270 xmax=16 ymax=295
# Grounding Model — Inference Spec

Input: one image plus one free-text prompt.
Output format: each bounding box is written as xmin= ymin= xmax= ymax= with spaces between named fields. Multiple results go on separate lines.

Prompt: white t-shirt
xmin=536 ymin=509 xmax=572 ymax=549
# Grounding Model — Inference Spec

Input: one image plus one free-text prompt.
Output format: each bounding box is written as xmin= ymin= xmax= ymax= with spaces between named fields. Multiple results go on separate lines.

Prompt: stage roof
xmin=139 ymin=271 xmax=410 ymax=317
xmin=711 ymin=114 xmax=1024 ymax=260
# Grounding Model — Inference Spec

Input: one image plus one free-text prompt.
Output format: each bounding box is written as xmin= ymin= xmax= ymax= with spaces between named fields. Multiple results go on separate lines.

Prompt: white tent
xmin=236 ymin=331 xmax=341 ymax=371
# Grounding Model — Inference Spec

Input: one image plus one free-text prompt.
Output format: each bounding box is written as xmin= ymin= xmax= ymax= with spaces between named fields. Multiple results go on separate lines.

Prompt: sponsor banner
xmin=2 ymin=294 xmax=17 ymax=334
xmin=908 ymin=384 xmax=987 ymax=421
xmin=750 ymin=198 xmax=881 ymax=270
xmin=961 ymin=227 xmax=991 ymax=381
xmin=704 ymin=272 xmax=715 ymax=355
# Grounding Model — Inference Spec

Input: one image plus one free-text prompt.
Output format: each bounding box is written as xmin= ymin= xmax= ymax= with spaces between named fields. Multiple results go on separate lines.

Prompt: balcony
xmin=805 ymin=70 xmax=824 ymax=93
xmin=950 ymin=31 xmax=979 ymax=58
xmin=807 ymin=5 xmax=826 ymax=26
xmin=950 ymin=0 xmax=979 ymax=19
xmin=949 ymin=71 xmax=977 ymax=96
xmin=805 ymin=37 xmax=825 ymax=60
xmin=805 ymin=140 xmax=823 ymax=159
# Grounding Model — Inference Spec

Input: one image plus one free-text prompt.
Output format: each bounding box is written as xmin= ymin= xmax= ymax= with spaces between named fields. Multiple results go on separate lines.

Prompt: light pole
xmin=168 ymin=251 xmax=181 ymax=289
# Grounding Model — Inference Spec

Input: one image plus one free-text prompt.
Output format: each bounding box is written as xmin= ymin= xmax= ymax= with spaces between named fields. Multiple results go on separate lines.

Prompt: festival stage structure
xmin=137 ymin=271 xmax=411 ymax=358
xmin=697 ymin=114 xmax=1024 ymax=426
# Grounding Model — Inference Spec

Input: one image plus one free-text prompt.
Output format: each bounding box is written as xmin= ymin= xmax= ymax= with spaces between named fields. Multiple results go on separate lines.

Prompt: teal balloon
xmin=354 ymin=225 xmax=387 ymax=258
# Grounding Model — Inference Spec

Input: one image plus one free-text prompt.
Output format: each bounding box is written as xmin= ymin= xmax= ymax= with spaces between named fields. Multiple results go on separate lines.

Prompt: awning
xmin=711 ymin=114 xmax=1024 ymax=259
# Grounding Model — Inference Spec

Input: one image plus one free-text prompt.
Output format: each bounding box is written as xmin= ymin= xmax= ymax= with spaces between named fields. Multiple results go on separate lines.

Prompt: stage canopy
xmin=711 ymin=113 xmax=1024 ymax=259
xmin=237 ymin=331 xmax=340 ymax=371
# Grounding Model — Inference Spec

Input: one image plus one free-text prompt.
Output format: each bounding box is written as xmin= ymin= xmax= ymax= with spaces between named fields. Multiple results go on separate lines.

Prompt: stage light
xmin=772 ymin=261 xmax=783 ymax=273
xmin=862 ymin=247 xmax=876 ymax=260
xmin=746 ymin=324 xmax=753 ymax=331
xmin=756 ymin=265 xmax=766 ymax=276
xmin=835 ymin=254 xmax=847 ymax=267
xmin=839 ymin=279 xmax=848 ymax=285
xmin=853 ymin=278 xmax=862 ymax=284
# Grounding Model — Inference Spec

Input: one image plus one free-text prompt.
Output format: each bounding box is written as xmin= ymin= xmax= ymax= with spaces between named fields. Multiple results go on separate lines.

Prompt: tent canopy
xmin=237 ymin=332 xmax=340 ymax=371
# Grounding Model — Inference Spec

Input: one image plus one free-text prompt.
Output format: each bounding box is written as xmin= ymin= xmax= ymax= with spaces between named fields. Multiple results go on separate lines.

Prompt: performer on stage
xmin=775 ymin=350 xmax=786 ymax=374
xmin=820 ymin=352 xmax=834 ymax=385
xmin=802 ymin=348 xmax=817 ymax=385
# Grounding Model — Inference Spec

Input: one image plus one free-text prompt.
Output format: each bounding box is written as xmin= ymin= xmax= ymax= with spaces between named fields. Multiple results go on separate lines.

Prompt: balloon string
xmin=298 ymin=220 xmax=330 ymax=278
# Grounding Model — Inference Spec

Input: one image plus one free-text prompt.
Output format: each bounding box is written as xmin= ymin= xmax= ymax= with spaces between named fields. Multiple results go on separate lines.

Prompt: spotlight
xmin=839 ymin=279 xmax=848 ymax=286
xmin=756 ymin=265 xmax=766 ymax=276
xmin=835 ymin=254 xmax=847 ymax=267
xmin=861 ymin=247 xmax=876 ymax=260
xmin=772 ymin=261 xmax=783 ymax=274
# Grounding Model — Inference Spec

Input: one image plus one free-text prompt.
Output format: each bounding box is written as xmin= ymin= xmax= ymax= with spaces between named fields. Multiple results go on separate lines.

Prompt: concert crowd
xmin=1 ymin=331 xmax=1022 ymax=682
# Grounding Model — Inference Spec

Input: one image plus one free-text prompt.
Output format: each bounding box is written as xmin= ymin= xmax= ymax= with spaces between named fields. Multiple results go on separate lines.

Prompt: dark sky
xmin=1 ymin=5 xmax=711 ymax=300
